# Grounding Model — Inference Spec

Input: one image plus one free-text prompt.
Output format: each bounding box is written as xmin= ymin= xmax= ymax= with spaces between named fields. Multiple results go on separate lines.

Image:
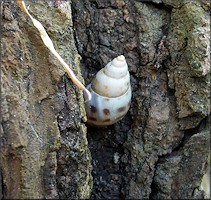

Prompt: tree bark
xmin=1 ymin=0 xmax=210 ymax=199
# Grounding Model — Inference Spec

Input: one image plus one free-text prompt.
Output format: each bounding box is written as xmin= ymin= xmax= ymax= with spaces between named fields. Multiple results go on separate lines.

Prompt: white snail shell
xmin=84 ymin=55 xmax=132 ymax=126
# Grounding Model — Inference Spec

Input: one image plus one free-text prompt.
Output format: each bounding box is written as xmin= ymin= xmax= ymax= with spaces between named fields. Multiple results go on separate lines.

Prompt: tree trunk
xmin=1 ymin=0 xmax=210 ymax=199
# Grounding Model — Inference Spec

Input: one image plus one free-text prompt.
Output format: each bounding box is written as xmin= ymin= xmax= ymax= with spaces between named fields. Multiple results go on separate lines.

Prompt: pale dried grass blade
xmin=16 ymin=0 xmax=91 ymax=101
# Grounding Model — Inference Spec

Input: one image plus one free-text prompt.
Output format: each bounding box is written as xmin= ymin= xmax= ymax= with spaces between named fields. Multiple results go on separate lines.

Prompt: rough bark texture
xmin=0 ymin=0 xmax=210 ymax=199
xmin=1 ymin=1 xmax=92 ymax=199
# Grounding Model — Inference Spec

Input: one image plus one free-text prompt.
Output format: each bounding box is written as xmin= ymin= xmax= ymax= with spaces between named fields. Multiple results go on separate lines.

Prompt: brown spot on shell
xmin=89 ymin=117 xmax=97 ymax=121
xmin=103 ymin=108 xmax=110 ymax=115
xmin=92 ymin=79 xmax=99 ymax=86
xmin=90 ymin=105 xmax=97 ymax=113
xmin=102 ymin=119 xmax=111 ymax=122
xmin=117 ymin=106 xmax=126 ymax=112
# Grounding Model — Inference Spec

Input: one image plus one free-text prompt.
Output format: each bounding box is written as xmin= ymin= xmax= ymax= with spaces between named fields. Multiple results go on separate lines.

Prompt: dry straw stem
xmin=16 ymin=0 xmax=91 ymax=101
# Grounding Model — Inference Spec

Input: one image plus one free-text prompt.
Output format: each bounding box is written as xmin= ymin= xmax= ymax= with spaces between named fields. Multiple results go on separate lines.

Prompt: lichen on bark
xmin=166 ymin=1 xmax=210 ymax=129
xmin=71 ymin=0 xmax=210 ymax=199
xmin=151 ymin=128 xmax=210 ymax=199
xmin=1 ymin=1 xmax=92 ymax=199
xmin=1 ymin=0 xmax=210 ymax=199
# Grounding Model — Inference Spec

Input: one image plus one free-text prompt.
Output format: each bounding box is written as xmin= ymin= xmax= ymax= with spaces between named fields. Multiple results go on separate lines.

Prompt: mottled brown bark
xmin=1 ymin=0 xmax=210 ymax=199
xmin=1 ymin=1 xmax=92 ymax=199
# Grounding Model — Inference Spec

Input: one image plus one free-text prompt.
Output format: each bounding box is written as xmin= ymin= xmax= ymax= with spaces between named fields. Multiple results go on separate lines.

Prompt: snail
xmin=83 ymin=55 xmax=132 ymax=126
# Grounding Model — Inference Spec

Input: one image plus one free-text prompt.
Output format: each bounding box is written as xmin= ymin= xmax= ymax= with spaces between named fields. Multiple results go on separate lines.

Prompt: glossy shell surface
xmin=84 ymin=84 xmax=132 ymax=126
xmin=84 ymin=55 xmax=132 ymax=126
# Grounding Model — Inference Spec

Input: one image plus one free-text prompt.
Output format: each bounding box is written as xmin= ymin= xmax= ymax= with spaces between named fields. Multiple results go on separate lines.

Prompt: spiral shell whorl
xmin=104 ymin=55 xmax=128 ymax=78
xmin=91 ymin=55 xmax=130 ymax=97
xmin=84 ymin=55 xmax=131 ymax=126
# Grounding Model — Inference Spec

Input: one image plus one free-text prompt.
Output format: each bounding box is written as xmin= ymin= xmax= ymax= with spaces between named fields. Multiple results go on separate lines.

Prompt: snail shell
xmin=84 ymin=55 xmax=132 ymax=126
